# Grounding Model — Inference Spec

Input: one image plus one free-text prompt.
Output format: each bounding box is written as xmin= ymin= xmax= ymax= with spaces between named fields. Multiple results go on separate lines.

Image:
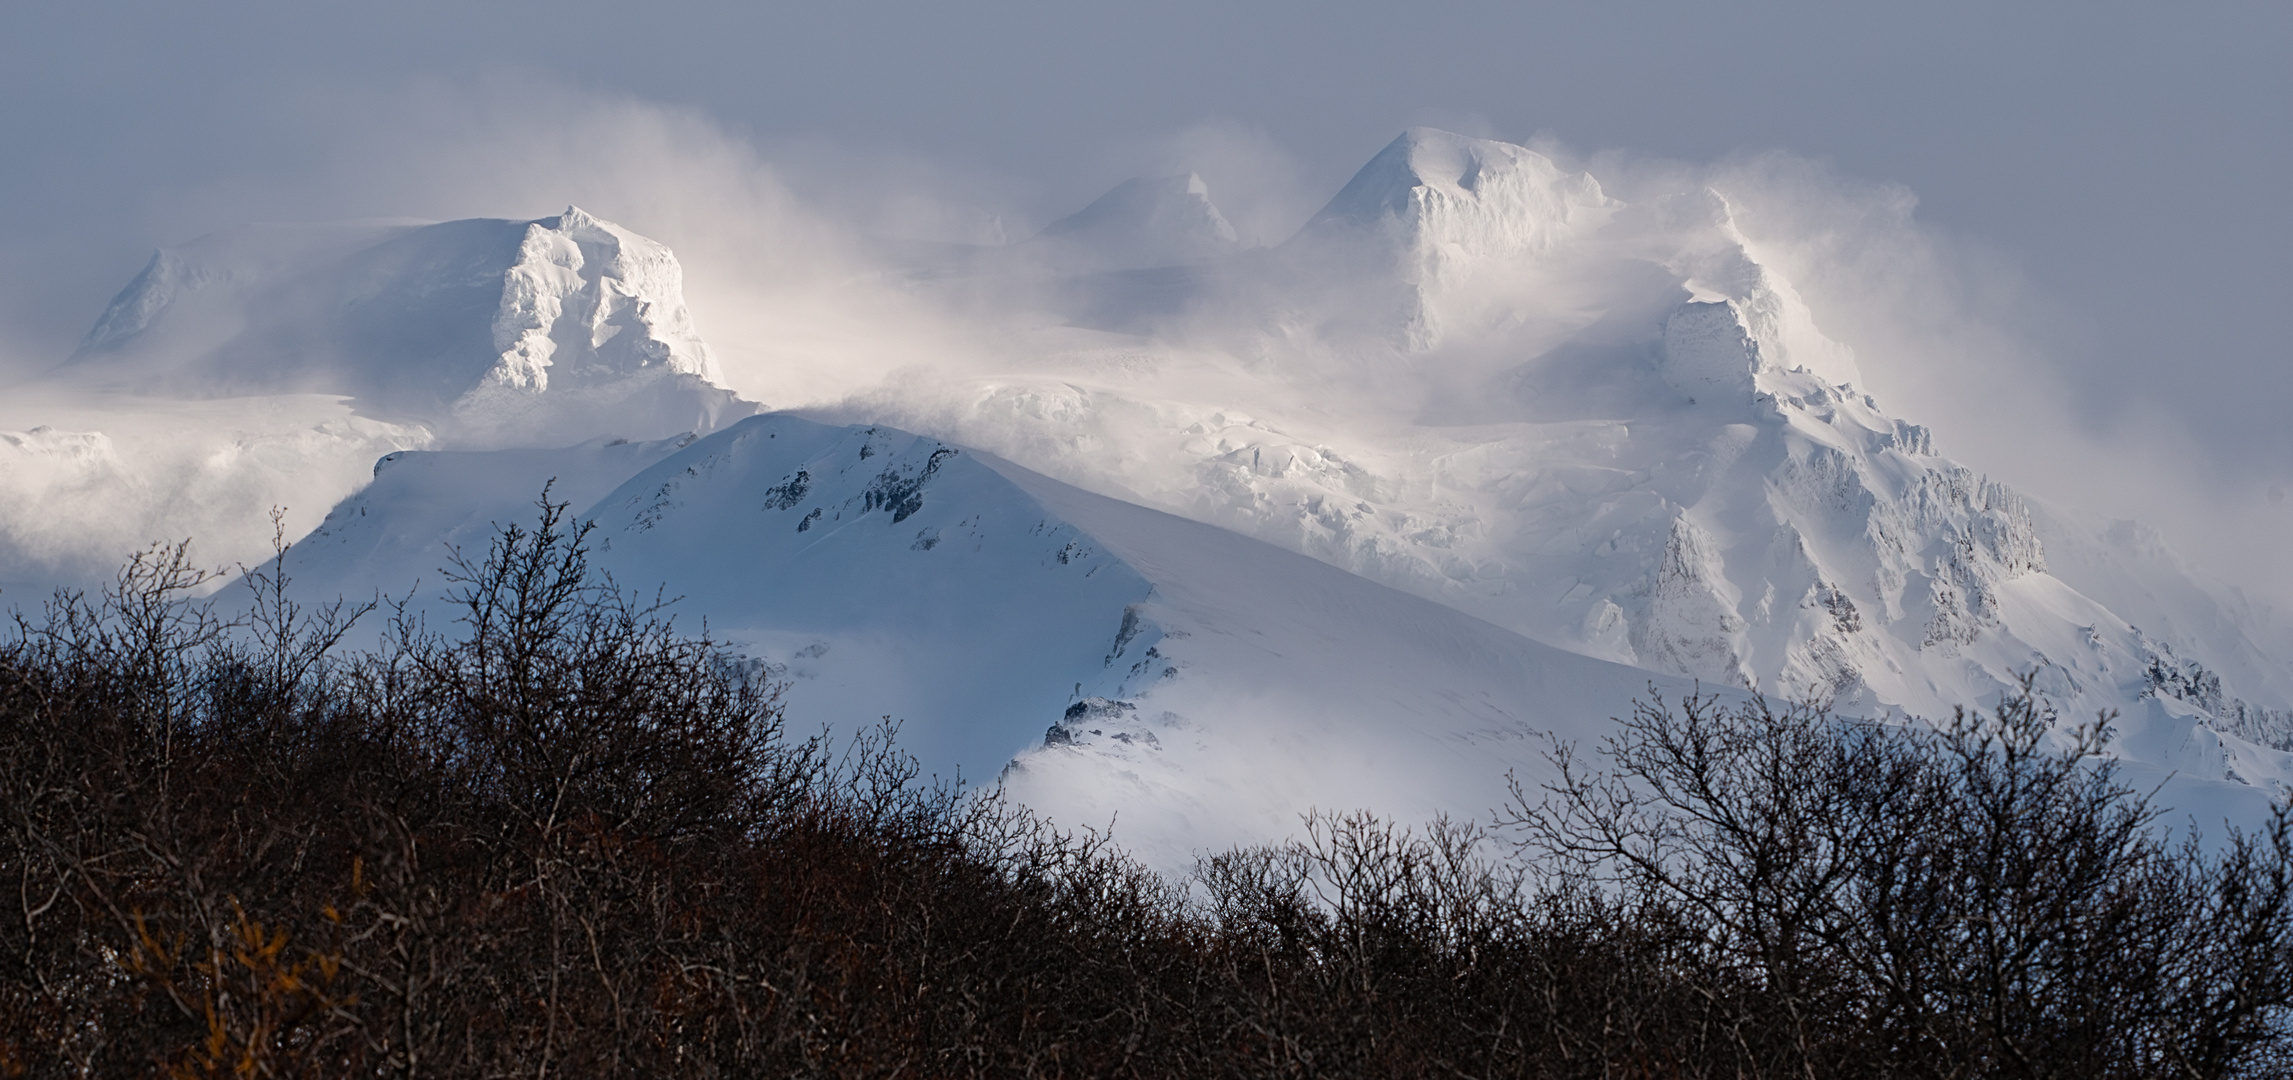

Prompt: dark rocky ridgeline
xmin=2 ymin=500 xmax=2289 ymax=1078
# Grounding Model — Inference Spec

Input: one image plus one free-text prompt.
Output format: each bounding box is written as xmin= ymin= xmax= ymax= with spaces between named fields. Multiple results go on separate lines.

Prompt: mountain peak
xmin=489 ymin=206 xmax=719 ymax=393
xmin=1300 ymin=128 xmax=1615 ymax=248
xmin=1611 ymin=188 xmax=1863 ymax=389
xmin=1030 ymin=173 xmax=1241 ymax=271
xmin=59 ymin=208 xmax=746 ymax=446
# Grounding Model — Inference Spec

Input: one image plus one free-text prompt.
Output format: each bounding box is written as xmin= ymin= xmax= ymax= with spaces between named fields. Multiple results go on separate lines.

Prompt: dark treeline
xmin=3 ymin=504 xmax=2290 ymax=1078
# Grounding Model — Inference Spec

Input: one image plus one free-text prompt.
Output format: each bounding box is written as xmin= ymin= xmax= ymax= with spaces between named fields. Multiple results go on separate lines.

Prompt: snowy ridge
xmin=826 ymin=129 xmax=2293 ymax=803
xmin=259 ymin=412 xmax=1719 ymax=867
xmin=15 ymin=126 xmax=2292 ymax=859
xmin=58 ymin=208 xmax=749 ymax=446
xmin=282 ymin=414 xmax=1157 ymax=783
xmin=1629 ymin=189 xmax=1863 ymax=388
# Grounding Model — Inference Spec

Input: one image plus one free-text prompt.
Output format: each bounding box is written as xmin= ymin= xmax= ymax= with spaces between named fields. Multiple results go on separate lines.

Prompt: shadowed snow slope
xmin=826 ymin=129 xmax=2293 ymax=807
xmin=262 ymin=412 xmax=1707 ymax=868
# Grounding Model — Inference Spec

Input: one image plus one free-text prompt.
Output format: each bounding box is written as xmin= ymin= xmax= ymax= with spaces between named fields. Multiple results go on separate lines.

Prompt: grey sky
xmin=3 ymin=1 xmax=2287 ymax=516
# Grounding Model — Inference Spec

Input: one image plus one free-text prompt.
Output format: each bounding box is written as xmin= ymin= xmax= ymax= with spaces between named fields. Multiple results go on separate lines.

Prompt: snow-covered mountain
xmin=258 ymin=408 xmax=2284 ymax=867
xmin=820 ymin=128 xmax=2293 ymax=799
xmin=57 ymin=206 xmax=751 ymax=446
xmin=263 ymin=412 xmax=1703 ymax=868
xmin=0 ymin=209 xmax=753 ymax=589
xmin=1028 ymin=172 xmax=1241 ymax=272
xmin=10 ymin=130 xmax=2290 ymax=860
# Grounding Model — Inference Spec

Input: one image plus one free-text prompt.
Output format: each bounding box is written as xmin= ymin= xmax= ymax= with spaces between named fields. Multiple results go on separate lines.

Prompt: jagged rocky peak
xmin=1031 ymin=173 xmax=1242 ymax=271
xmin=1297 ymin=128 xmax=1617 ymax=257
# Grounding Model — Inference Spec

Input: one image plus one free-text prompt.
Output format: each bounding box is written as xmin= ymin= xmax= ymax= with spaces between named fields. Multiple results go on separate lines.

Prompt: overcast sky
xmin=3 ymin=1 xmax=2287 ymax=576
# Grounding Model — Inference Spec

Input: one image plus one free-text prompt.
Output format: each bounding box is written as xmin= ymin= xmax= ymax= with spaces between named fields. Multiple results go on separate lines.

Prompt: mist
xmin=1 ymin=0 xmax=2287 ymax=621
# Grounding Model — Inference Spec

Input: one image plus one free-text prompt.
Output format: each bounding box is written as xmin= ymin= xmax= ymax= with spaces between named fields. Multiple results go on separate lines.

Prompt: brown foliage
xmin=0 ymin=500 xmax=2287 ymax=1077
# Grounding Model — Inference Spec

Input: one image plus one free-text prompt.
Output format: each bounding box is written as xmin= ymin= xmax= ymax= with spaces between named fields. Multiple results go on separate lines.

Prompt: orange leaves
xmin=119 ymin=898 xmax=354 ymax=1080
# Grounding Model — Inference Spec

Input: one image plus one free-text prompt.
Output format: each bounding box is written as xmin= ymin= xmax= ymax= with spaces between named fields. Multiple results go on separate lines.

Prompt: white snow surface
xmin=56 ymin=207 xmax=750 ymax=447
xmin=1028 ymin=173 xmax=1242 ymax=272
xmin=259 ymin=412 xmax=1708 ymax=870
xmin=9 ymin=128 xmax=2291 ymax=861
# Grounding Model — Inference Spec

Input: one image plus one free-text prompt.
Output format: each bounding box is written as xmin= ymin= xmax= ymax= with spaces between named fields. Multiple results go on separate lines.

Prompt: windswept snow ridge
xmin=14 ymin=128 xmax=2291 ymax=860
xmin=261 ymin=413 xmax=1692 ymax=867
xmin=818 ymin=128 xmax=2293 ymax=804
xmin=59 ymin=207 xmax=749 ymax=446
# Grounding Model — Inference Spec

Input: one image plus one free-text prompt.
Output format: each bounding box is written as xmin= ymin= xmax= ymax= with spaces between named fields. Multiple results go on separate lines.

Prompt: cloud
xmin=3 ymin=75 xmax=2287 ymax=618
xmin=0 ymin=77 xmax=998 ymax=586
xmin=1128 ymin=119 xmax=1322 ymax=249
xmin=1670 ymin=150 xmax=2293 ymax=610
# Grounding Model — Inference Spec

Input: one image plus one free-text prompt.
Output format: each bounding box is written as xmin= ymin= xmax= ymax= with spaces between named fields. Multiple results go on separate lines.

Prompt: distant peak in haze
xmin=1300 ymin=128 xmax=1614 ymax=250
xmin=1029 ymin=172 xmax=1241 ymax=271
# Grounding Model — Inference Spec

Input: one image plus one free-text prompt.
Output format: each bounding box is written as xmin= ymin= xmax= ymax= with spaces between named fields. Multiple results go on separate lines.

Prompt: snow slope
xmin=57 ymin=207 xmax=750 ymax=446
xmin=262 ymin=410 xmax=2288 ymax=867
xmin=0 ymin=210 xmax=753 ymax=588
xmin=813 ymin=129 xmax=2293 ymax=800
xmin=264 ymin=412 xmax=1705 ymax=867
xmin=14 ymin=128 xmax=2290 ymax=860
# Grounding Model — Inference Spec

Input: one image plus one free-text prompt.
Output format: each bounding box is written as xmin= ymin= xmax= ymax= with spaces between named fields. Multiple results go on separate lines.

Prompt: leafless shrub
xmin=1 ymin=500 xmax=2286 ymax=1077
xmin=1503 ymin=685 xmax=2293 ymax=1079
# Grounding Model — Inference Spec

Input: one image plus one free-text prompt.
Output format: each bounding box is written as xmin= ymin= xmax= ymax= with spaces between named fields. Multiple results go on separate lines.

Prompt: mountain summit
xmin=1030 ymin=173 xmax=1242 ymax=271
xmin=15 ymin=130 xmax=2292 ymax=861
xmin=1301 ymin=128 xmax=1616 ymax=256
xmin=60 ymin=207 xmax=749 ymax=446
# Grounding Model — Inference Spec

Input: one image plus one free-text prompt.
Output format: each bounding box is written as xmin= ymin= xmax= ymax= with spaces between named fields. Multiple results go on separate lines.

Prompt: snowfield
xmin=6 ymin=129 xmax=2288 ymax=861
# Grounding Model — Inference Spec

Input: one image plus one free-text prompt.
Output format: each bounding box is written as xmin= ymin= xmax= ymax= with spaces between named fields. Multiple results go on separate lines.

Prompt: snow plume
xmin=0 ymin=78 xmax=989 ymax=587
xmin=3 ymin=82 xmax=2286 ymax=644
xmin=1101 ymin=119 xmax=1324 ymax=249
xmin=260 ymin=77 xmax=1003 ymax=411
xmin=1593 ymin=148 xmax=2293 ymax=615
xmin=0 ymin=395 xmax=421 ymax=597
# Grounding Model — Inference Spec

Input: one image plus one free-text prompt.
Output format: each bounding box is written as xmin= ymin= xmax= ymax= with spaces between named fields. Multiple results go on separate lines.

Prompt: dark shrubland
xmin=2 ymin=504 xmax=2289 ymax=1078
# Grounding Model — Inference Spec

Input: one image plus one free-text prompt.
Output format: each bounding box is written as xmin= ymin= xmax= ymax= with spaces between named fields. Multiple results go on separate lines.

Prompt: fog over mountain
xmin=4 ymin=124 xmax=2286 ymax=864
xmin=2 ymin=3 xmax=2286 ymax=859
